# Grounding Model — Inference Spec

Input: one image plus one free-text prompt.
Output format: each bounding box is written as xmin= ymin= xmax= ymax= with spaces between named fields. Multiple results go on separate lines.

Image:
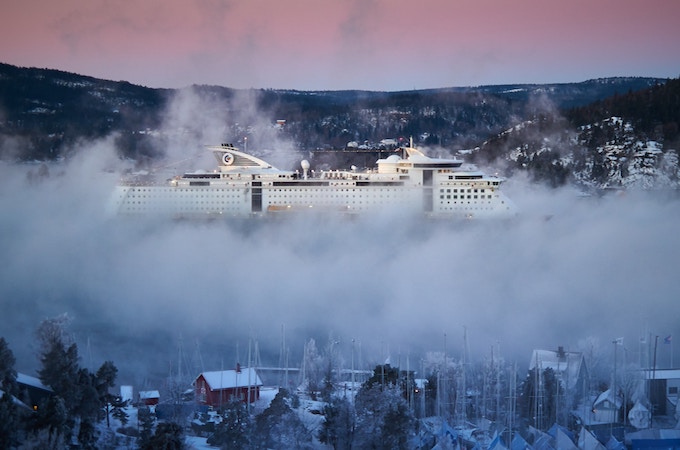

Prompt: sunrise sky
xmin=2 ymin=0 xmax=679 ymax=91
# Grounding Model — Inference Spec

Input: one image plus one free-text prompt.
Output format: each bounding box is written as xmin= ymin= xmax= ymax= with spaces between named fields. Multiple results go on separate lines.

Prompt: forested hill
xmin=473 ymin=77 xmax=680 ymax=189
xmin=0 ymin=62 xmax=664 ymax=167
xmin=565 ymin=77 xmax=680 ymax=141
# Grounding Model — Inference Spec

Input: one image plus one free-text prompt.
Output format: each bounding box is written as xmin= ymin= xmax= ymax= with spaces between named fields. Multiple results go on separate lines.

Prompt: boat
xmin=109 ymin=142 xmax=516 ymax=220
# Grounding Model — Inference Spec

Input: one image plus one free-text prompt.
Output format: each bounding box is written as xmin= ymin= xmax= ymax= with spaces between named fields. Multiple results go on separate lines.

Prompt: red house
xmin=194 ymin=365 xmax=263 ymax=408
xmin=138 ymin=390 xmax=160 ymax=406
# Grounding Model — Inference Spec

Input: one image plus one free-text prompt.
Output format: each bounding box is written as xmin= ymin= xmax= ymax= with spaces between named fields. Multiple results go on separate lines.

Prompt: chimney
xmin=236 ymin=363 xmax=241 ymax=373
xmin=557 ymin=346 xmax=566 ymax=359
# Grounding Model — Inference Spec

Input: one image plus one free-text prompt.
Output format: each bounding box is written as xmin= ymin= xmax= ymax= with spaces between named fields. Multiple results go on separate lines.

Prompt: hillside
xmin=0 ymin=62 xmax=676 ymax=189
xmin=474 ymin=78 xmax=680 ymax=189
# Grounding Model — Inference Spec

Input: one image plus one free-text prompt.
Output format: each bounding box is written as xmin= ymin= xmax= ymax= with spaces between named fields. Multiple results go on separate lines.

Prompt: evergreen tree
xmin=142 ymin=422 xmax=184 ymax=450
xmin=34 ymin=395 xmax=69 ymax=449
xmin=518 ymin=367 xmax=563 ymax=430
xmin=36 ymin=316 xmax=80 ymax=419
xmin=319 ymin=395 xmax=355 ymax=450
xmin=0 ymin=392 xmax=20 ymax=450
xmin=76 ymin=368 xmax=101 ymax=426
xmin=353 ymin=383 xmax=415 ymax=450
xmin=254 ymin=389 xmax=311 ymax=449
xmin=77 ymin=419 xmax=97 ymax=450
xmin=95 ymin=361 xmax=118 ymax=427
xmin=0 ymin=337 xmax=17 ymax=396
xmin=33 ymin=315 xmax=121 ymax=447
xmin=362 ymin=363 xmax=415 ymax=400
xmin=137 ymin=406 xmax=155 ymax=448
xmin=207 ymin=400 xmax=253 ymax=449
xmin=110 ymin=396 xmax=130 ymax=428
xmin=0 ymin=338 xmax=20 ymax=449
xmin=364 ymin=364 xmax=400 ymax=389
xmin=541 ymin=367 xmax=561 ymax=427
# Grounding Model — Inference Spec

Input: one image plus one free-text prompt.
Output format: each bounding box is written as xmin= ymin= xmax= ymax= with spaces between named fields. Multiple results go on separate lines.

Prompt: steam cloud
xmin=1 ymin=91 xmax=678 ymax=387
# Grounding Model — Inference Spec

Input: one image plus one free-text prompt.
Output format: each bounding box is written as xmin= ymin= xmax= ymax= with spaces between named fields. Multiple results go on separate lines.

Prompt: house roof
xmin=16 ymin=373 xmax=52 ymax=392
xmin=529 ymin=349 xmax=585 ymax=389
xmin=594 ymin=388 xmax=623 ymax=408
xmin=139 ymin=390 xmax=160 ymax=399
xmin=0 ymin=389 xmax=34 ymax=411
xmin=197 ymin=368 xmax=263 ymax=390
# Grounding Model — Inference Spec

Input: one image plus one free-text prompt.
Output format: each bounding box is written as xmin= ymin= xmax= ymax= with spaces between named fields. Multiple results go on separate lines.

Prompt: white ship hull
xmin=110 ymin=144 xmax=516 ymax=220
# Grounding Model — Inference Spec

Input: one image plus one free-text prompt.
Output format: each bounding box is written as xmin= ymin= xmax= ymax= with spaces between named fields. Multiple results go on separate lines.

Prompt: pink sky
xmin=2 ymin=0 xmax=679 ymax=91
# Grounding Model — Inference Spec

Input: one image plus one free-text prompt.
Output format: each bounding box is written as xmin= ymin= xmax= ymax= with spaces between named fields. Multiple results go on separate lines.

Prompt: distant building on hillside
xmin=529 ymin=347 xmax=589 ymax=394
xmin=16 ymin=373 xmax=52 ymax=411
xmin=120 ymin=385 xmax=133 ymax=403
xmin=194 ymin=364 xmax=263 ymax=408
xmin=139 ymin=390 xmax=160 ymax=406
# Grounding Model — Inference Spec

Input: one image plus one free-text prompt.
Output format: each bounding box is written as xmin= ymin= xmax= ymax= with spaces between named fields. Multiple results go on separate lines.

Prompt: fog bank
xmin=1 ymin=144 xmax=678 ymax=385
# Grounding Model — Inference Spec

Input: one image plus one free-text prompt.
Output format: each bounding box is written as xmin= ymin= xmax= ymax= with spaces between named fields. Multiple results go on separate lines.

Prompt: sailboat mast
xmin=496 ymin=342 xmax=501 ymax=422
xmin=351 ymin=339 xmax=355 ymax=404
xmin=247 ymin=338 xmax=252 ymax=414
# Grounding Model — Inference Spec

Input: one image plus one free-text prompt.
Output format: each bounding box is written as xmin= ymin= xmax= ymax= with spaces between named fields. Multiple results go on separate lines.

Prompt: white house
xmin=592 ymin=388 xmax=623 ymax=423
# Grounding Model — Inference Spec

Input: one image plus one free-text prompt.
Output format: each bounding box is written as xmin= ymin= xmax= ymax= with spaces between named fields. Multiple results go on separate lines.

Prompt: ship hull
xmin=109 ymin=143 xmax=517 ymax=220
xmin=111 ymin=179 xmax=515 ymax=220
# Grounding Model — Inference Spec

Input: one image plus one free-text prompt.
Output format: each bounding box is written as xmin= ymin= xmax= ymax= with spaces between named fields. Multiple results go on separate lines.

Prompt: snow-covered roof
xmin=415 ymin=378 xmax=428 ymax=389
xmin=139 ymin=390 xmax=160 ymax=399
xmin=0 ymin=389 xmax=34 ymax=411
xmin=16 ymin=373 xmax=52 ymax=392
xmin=594 ymin=388 xmax=623 ymax=408
xmin=529 ymin=349 xmax=585 ymax=389
xmin=197 ymin=368 xmax=263 ymax=390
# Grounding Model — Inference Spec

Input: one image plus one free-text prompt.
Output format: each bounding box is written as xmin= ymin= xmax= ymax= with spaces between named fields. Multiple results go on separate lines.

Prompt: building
xmin=138 ymin=390 xmax=160 ymax=406
xmin=194 ymin=364 xmax=263 ymax=408
xmin=16 ymin=373 xmax=52 ymax=411
xmin=592 ymin=388 xmax=623 ymax=423
xmin=529 ymin=347 xmax=589 ymax=394
xmin=645 ymin=368 xmax=680 ymax=417
xmin=120 ymin=385 xmax=133 ymax=403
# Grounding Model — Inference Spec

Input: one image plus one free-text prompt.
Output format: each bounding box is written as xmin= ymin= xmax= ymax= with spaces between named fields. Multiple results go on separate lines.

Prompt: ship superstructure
xmin=110 ymin=143 xmax=516 ymax=219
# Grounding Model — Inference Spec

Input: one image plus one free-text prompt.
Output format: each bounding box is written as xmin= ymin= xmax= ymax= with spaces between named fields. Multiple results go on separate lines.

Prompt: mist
xmin=1 ymin=93 xmax=678 ymax=388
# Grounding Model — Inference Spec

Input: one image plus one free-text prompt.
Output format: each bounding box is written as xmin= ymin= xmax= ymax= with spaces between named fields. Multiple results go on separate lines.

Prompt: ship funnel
xmin=301 ymin=160 xmax=310 ymax=180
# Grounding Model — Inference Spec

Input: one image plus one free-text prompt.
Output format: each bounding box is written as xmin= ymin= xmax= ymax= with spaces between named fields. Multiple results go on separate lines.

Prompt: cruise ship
xmin=110 ymin=142 xmax=516 ymax=220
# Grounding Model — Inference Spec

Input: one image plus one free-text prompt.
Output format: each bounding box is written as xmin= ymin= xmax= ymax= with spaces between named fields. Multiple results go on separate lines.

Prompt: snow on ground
xmin=185 ymin=435 xmax=212 ymax=449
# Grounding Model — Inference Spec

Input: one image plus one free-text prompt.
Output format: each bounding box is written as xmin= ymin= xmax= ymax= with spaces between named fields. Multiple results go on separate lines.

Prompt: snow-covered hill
xmin=475 ymin=115 xmax=679 ymax=191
